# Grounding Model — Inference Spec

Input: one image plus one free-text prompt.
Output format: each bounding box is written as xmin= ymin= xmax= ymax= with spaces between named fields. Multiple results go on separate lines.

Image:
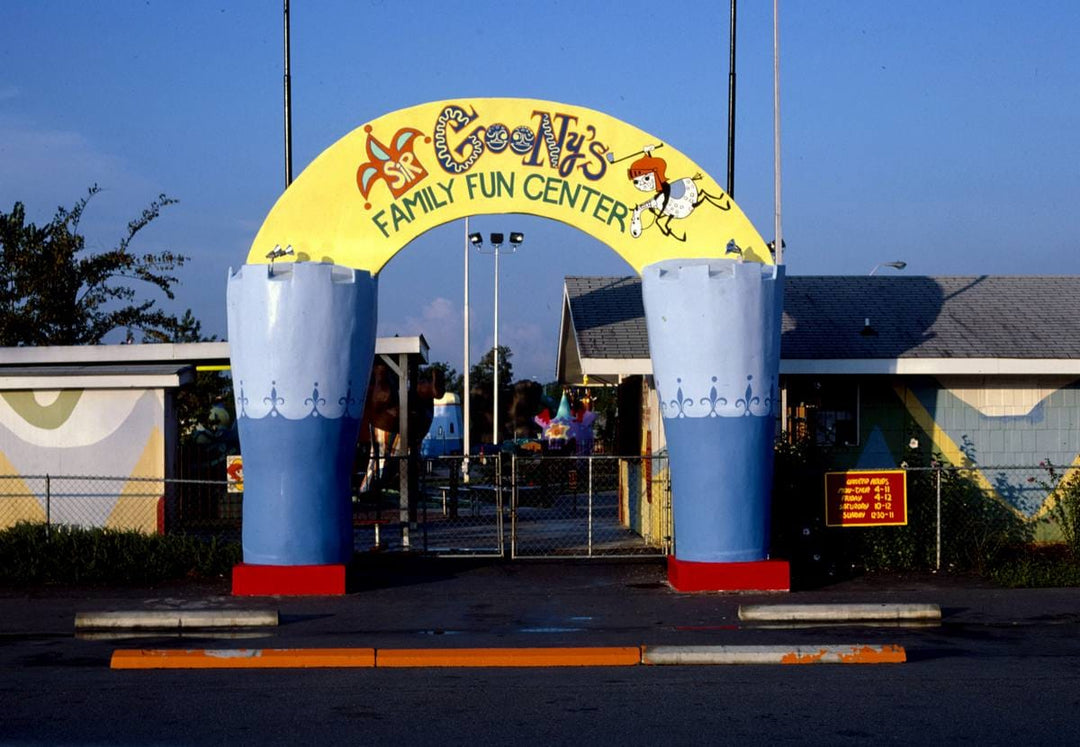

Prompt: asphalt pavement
xmin=7 ymin=558 xmax=1080 ymax=744
xmin=4 ymin=556 xmax=1080 ymax=656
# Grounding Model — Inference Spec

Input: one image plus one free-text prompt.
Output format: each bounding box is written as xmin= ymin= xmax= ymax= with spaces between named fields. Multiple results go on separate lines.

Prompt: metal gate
xmin=413 ymin=455 xmax=506 ymax=556
xmin=390 ymin=454 xmax=669 ymax=558
xmin=509 ymin=454 xmax=670 ymax=558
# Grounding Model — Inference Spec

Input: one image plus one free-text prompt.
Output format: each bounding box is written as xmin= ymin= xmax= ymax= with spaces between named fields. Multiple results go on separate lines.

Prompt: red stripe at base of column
xmin=232 ymin=563 xmax=346 ymax=596
xmin=667 ymin=556 xmax=790 ymax=592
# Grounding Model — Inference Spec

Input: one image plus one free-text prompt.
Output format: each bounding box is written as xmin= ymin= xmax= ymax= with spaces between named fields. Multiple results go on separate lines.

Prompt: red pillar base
xmin=232 ymin=563 xmax=347 ymax=596
xmin=667 ymin=556 xmax=790 ymax=592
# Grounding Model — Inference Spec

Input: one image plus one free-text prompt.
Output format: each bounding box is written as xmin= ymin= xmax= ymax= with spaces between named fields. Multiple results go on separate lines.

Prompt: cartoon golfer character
xmin=611 ymin=145 xmax=732 ymax=241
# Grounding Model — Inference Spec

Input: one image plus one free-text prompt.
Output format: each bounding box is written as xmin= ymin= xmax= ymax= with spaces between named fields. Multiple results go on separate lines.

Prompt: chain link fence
xmin=9 ymin=460 xmax=1060 ymax=574
xmin=0 ymin=474 xmax=240 ymax=541
xmin=510 ymin=454 xmax=671 ymax=558
xmin=349 ymin=453 xmax=671 ymax=557
xmin=350 ymin=454 xmax=507 ymax=555
xmin=779 ymin=462 xmax=1074 ymax=580
xmin=416 ymin=455 xmax=506 ymax=556
xmin=882 ymin=464 xmax=1060 ymax=572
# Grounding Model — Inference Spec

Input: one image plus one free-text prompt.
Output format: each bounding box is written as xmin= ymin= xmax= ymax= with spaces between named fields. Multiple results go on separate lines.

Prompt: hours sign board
xmin=824 ymin=470 xmax=907 ymax=527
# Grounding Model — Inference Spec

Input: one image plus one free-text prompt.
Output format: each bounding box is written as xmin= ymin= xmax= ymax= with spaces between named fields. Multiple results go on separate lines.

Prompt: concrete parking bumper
xmin=76 ymin=610 xmax=279 ymax=631
xmin=738 ymin=603 xmax=941 ymax=624
xmin=641 ymin=644 xmax=907 ymax=665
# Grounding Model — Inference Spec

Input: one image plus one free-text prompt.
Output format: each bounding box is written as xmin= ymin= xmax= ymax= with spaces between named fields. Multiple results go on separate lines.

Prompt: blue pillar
xmin=641 ymin=259 xmax=786 ymax=588
xmin=226 ymin=262 xmax=377 ymax=569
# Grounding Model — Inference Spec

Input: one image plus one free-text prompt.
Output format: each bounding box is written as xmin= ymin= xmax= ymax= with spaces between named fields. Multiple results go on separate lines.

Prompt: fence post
xmin=45 ymin=474 xmax=51 ymax=534
xmin=935 ymin=466 xmax=942 ymax=572
xmin=664 ymin=456 xmax=674 ymax=555
xmin=587 ymin=457 xmax=594 ymax=557
xmin=505 ymin=454 xmax=511 ymax=558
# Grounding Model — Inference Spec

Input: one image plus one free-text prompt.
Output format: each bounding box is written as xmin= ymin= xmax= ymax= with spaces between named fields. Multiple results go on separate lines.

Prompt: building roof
xmin=0 ymin=342 xmax=231 ymax=368
xmin=0 ymin=336 xmax=430 ymax=391
xmin=0 ymin=363 xmax=196 ymax=390
xmin=558 ymin=275 xmax=1080 ymax=382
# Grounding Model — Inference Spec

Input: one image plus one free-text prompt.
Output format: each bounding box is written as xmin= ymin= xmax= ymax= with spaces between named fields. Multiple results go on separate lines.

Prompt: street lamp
xmin=463 ymin=224 xmax=480 ymax=474
xmin=470 ymin=230 xmax=524 ymax=448
xmin=869 ymin=261 xmax=907 ymax=275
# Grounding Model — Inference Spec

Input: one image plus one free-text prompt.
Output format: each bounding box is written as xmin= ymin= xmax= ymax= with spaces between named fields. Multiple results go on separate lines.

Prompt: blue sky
xmin=3 ymin=1 xmax=1078 ymax=381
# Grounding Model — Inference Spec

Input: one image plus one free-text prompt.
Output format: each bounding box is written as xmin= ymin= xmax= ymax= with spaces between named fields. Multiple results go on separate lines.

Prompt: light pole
xmin=773 ymin=0 xmax=783 ymax=265
xmin=463 ymin=221 xmax=477 ymax=479
xmin=727 ymin=0 xmax=737 ymax=198
xmin=469 ymin=230 xmax=524 ymax=448
xmin=283 ymin=0 xmax=293 ymax=188
xmin=869 ymin=261 xmax=907 ymax=275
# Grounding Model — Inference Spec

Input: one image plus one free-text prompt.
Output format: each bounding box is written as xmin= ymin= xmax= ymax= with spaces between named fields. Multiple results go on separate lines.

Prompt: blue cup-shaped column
xmin=641 ymin=259 xmax=785 ymax=563
xmin=226 ymin=263 xmax=377 ymax=566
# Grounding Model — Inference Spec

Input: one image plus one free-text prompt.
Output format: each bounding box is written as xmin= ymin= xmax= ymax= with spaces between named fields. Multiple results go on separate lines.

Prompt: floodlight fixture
xmin=869 ymin=261 xmax=907 ymax=275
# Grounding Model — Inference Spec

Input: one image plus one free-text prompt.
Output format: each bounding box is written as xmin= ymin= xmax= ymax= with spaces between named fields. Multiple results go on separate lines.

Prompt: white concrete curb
xmin=75 ymin=610 xmax=279 ymax=630
xmin=738 ymin=603 xmax=940 ymax=623
xmin=642 ymin=644 xmax=906 ymax=665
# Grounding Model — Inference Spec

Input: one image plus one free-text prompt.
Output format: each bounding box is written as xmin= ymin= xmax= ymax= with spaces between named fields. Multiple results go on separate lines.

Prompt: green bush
xmin=0 ymin=522 xmax=240 ymax=587
xmin=989 ymin=545 xmax=1080 ymax=588
xmin=771 ymin=434 xmax=1039 ymax=584
xmin=1039 ymin=461 xmax=1080 ymax=559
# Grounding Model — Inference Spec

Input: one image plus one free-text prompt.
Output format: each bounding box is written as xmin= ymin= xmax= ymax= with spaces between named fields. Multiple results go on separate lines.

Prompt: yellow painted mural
xmin=106 ymin=425 xmax=165 ymax=534
xmin=248 ymin=98 xmax=771 ymax=274
xmin=0 ymin=450 xmax=46 ymax=529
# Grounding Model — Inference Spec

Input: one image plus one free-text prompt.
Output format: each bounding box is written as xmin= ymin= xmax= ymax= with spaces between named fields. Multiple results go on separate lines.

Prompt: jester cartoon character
xmin=622 ymin=145 xmax=731 ymax=242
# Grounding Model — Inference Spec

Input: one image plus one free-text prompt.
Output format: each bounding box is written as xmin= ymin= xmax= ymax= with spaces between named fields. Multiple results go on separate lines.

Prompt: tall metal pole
xmin=463 ymin=218 xmax=471 ymax=472
xmin=773 ymin=0 xmax=784 ymax=265
xmin=727 ymin=0 xmax=737 ymax=197
xmin=492 ymin=244 xmax=501 ymax=447
xmin=283 ymin=0 xmax=293 ymax=188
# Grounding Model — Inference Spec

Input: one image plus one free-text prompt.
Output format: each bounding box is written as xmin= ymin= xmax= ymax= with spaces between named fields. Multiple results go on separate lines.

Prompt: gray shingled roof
xmin=564 ymin=276 xmax=650 ymax=359
xmin=564 ymin=275 xmax=1080 ymax=360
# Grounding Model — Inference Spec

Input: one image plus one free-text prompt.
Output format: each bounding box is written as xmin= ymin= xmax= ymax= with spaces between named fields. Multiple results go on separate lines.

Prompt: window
xmin=785 ymin=378 xmax=860 ymax=446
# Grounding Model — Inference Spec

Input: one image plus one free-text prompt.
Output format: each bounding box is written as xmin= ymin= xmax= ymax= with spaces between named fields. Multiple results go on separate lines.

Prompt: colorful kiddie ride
xmin=534 ymin=391 xmax=598 ymax=456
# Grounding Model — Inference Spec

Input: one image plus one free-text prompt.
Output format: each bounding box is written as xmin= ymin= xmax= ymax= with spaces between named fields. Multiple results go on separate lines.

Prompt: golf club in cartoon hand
xmin=607 ymin=144 xmax=732 ymax=242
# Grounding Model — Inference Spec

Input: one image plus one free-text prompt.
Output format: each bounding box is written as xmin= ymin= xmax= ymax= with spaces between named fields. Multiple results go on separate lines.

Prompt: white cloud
xmin=379 ymin=296 xmax=464 ymax=369
xmin=499 ymin=320 xmax=555 ymax=383
xmin=0 ymin=118 xmax=156 ymax=219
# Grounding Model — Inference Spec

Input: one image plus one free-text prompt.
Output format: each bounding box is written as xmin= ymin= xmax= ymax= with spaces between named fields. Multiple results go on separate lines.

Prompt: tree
xmin=425 ymin=361 xmax=463 ymax=399
xmin=468 ymin=346 xmax=515 ymax=444
xmin=469 ymin=345 xmax=513 ymax=394
xmin=145 ymin=308 xmax=206 ymax=344
xmin=164 ymin=309 xmax=236 ymax=441
xmin=0 ymin=185 xmax=188 ymax=346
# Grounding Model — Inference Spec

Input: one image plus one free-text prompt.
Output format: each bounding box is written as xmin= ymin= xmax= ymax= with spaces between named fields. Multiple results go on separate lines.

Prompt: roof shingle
xmin=565 ymin=275 xmax=1080 ymax=360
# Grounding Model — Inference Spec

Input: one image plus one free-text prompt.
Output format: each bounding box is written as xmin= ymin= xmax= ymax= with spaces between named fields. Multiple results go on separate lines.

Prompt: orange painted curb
xmin=780 ymin=645 xmax=907 ymax=665
xmin=110 ymin=648 xmax=376 ymax=669
xmin=376 ymin=647 xmax=643 ymax=668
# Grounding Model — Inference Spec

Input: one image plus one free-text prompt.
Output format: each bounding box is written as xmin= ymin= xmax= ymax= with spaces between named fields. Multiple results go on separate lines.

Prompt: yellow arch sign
xmin=248 ymin=98 xmax=771 ymax=274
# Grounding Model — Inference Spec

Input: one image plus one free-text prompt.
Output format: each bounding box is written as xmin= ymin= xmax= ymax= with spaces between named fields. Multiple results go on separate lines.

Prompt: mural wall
xmin=793 ymin=375 xmax=1080 ymax=533
xmin=0 ymin=388 xmax=171 ymax=533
